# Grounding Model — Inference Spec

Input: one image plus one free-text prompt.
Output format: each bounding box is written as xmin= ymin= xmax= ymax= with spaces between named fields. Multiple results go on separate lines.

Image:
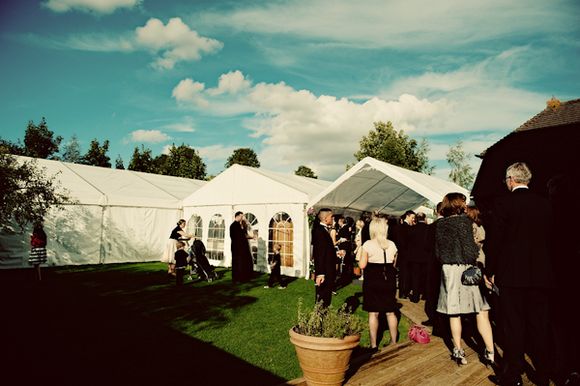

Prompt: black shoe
xmin=421 ymin=319 xmax=433 ymax=326
xmin=488 ymin=374 xmax=523 ymax=386
xmin=410 ymin=295 xmax=420 ymax=303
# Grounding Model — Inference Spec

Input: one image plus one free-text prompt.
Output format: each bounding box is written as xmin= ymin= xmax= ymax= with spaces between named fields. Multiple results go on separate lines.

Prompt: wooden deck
xmin=287 ymin=296 xmax=550 ymax=385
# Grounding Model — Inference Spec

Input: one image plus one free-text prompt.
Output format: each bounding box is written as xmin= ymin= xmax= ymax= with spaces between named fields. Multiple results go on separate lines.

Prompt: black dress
xmin=362 ymin=240 xmax=398 ymax=313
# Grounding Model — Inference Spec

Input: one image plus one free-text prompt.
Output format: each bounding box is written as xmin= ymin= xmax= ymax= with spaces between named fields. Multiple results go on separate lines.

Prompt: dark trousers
xmin=315 ymin=277 xmax=334 ymax=308
xmin=499 ymin=287 xmax=551 ymax=384
xmin=268 ymin=271 xmax=284 ymax=287
xmin=398 ymin=259 xmax=411 ymax=297
xmin=176 ymin=268 xmax=185 ymax=286
xmin=409 ymin=262 xmax=427 ymax=300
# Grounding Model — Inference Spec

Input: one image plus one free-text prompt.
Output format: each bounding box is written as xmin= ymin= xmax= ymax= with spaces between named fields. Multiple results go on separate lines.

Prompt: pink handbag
xmin=408 ymin=324 xmax=430 ymax=344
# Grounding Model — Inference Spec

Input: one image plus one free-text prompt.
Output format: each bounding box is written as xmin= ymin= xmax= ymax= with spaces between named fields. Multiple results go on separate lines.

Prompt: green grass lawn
xmin=2 ymin=263 xmax=410 ymax=383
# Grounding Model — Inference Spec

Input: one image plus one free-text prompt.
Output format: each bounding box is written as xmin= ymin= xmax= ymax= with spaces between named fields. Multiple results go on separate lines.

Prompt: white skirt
xmin=161 ymin=239 xmax=177 ymax=264
xmin=436 ymin=264 xmax=490 ymax=315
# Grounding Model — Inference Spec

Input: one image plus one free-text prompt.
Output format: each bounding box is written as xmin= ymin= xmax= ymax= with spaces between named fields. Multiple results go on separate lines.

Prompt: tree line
xmin=0 ymin=117 xmax=325 ymax=180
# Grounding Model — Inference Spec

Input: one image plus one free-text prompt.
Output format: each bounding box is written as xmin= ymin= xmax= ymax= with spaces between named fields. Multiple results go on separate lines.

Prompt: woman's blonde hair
xmin=369 ymin=217 xmax=389 ymax=249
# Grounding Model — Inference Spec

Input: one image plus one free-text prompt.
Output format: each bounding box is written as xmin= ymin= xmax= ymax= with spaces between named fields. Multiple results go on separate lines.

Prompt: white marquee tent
xmin=182 ymin=164 xmax=331 ymax=278
xmin=308 ymin=157 xmax=470 ymax=216
xmin=0 ymin=156 xmax=206 ymax=269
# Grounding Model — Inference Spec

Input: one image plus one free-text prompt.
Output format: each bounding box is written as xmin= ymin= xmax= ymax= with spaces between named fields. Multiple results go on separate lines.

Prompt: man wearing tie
xmin=312 ymin=208 xmax=337 ymax=308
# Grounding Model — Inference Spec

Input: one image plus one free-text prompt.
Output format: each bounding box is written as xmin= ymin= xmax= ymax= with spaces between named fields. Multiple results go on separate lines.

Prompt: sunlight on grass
xmin=51 ymin=262 xmax=410 ymax=381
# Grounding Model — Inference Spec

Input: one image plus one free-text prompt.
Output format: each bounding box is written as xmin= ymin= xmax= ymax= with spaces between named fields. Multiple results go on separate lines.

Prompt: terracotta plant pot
xmin=353 ymin=267 xmax=361 ymax=276
xmin=289 ymin=327 xmax=360 ymax=386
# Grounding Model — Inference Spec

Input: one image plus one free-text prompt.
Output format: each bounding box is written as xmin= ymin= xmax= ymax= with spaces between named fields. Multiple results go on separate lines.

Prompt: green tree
xmin=0 ymin=149 xmax=70 ymax=231
xmin=354 ymin=121 xmax=433 ymax=174
xmin=128 ymin=145 xmax=155 ymax=173
xmin=446 ymin=140 xmax=474 ymax=189
xmin=115 ymin=155 xmax=125 ymax=170
xmin=161 ymin=144 xmax=206 ymax=179
xmin=61 ymin=134 xmax=82 ymax=163
xmin=295 ymin=165 xmax=318 ymax=178
xmin=152 ymin=154 xmax=168 ymax=174
xmin=23 ymin=117 xmax=62 ymax=159
xmin=225 ymin=147 xmax=260 ymax=168
xmin=0 ymin=138 xmax=24 ymax=155
xmin=82 ymin=139 xmax=111 ymax=168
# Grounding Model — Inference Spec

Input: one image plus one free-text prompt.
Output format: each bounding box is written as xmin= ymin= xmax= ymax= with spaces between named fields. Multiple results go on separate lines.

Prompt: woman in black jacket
xmin=435 ymin=193 xmax=494 ymax=366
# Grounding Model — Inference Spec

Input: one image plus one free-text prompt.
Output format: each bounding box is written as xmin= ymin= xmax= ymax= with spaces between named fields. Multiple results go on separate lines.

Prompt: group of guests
xmin=162 ymin=211 xmax=286 ymax=288
xmin=311 ymin=162 xmax=577 ymax=386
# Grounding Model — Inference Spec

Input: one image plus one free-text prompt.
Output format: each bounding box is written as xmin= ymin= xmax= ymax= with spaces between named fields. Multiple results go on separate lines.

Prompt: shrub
xmin=294 ymin=298 xmax=365 ymax=338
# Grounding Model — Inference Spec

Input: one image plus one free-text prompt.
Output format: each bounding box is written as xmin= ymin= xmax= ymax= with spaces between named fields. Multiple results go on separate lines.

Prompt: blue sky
xmin=1 ymin=0 xmax=578 ymax=181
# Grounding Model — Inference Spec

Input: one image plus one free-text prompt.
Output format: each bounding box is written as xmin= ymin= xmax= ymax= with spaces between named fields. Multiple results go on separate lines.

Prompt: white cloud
xmin=194 ymin=0 xmax=574 ymax=49
xmin=208 ymin=71 xmax=252 ymax=96
xmin=135 ymin=18 xmax=223 ymax=70
xmin=172 ymin=78 xmax=209 ymax=107
xmin=48 ymin=17 xmax=222 ymax=70
xmin=197 ymin=144 xmax=238 ymax=161
xmin=172 ymin=70 xmax=452 ymax=179
xmin=128 ymin=130 xmax=170 ymax=143
xmin=163 ymin=117 xmax=196 ymax=133
xmin=172 ymin=44 xmax=551 ymax=180
xmin=43 ymin=0 xmax=140 ymax=14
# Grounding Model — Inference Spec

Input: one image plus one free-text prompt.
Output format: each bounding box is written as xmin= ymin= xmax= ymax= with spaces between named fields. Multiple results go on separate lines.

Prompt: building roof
xmin=515 ymin=98 xmax=580 ymax=132
xmin=478 ymin=98 xmax=580 ymax=158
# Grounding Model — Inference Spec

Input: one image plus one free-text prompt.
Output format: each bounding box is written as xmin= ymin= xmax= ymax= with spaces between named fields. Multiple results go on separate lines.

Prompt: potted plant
xmin=289 ymin=299 xmax=365 ymax=386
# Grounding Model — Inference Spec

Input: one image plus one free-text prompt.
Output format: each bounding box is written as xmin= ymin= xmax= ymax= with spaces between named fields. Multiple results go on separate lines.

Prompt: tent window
xmin=186 ymin=214 xmax=203 ymax=239
xmin=207 ymin=214 xmax=225 ymax=261
xmin=268 ymin=212 xmax=293 ymax=267
xmin=245 ymin=212 xmax=259 ymax=265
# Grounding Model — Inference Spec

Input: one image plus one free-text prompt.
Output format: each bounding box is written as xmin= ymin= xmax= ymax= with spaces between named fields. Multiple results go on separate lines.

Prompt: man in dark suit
xmin=394 ymin=210 xmax=415 ymax=299
xmin=312 ymin=208 xmax=337 ymax=308
xmin=407 ymin=212 xmax=430 ymax=303
xmin=486 ymin=162 xmax=554 ymax=386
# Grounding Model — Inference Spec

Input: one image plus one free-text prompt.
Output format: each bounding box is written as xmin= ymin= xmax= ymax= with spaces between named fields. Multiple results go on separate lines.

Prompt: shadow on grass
xmin=0 ymin=267 xmax=285 ymax=386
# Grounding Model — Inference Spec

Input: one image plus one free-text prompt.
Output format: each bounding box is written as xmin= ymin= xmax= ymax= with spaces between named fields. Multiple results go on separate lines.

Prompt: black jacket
xmin=486 ymin=188 xmax=554 ymax=288
xmin=435 ymin=214 xmax=478 ymax=265
xmin=312 ymin=223 xmax=336 ymax=280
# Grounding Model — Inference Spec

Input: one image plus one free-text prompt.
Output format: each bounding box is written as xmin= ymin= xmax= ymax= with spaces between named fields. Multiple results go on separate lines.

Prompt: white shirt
xmin=362 ymin=239 xmax=397 ymax=264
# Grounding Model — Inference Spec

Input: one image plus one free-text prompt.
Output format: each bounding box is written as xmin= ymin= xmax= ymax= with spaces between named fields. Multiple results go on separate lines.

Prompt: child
xmin=174 ymin=241 xmax=189 ymax=286
xmin=265 ymin=244 xmax=286 ymax=289
xmin=29 ymin=222 xmax=48 ymax=281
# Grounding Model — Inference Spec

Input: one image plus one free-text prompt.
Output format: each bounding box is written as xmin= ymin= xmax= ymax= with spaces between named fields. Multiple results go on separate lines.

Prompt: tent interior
xmin=0 ymin=156 xmax=206 ymax=269
xmin=308 ymin=157 xmax=469 ymax=218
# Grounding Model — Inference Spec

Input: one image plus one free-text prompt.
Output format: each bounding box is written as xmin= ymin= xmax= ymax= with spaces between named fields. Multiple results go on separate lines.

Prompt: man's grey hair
xmin=506 ymin=162 xmax=532 ymax=185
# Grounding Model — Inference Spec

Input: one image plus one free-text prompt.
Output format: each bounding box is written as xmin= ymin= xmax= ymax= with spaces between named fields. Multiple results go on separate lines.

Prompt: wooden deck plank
xmin=286 ymin=297 xmax=553 ymax=385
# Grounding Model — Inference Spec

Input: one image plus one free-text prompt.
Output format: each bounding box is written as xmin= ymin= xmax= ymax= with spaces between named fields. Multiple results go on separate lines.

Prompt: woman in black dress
xmin=359 ymin=217 xmax=399 ymax=349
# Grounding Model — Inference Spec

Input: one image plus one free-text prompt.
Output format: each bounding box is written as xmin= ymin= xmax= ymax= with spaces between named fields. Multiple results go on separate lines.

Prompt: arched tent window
xmin=186 ymin=214 xmax=203 ymax=239
xmin=207 ymin=214 xmax=225 ymax=261
xmin=245 ymin=212 xmax=259 ymax=264
xmin=268 ymin=212 xmax=293 ymax=267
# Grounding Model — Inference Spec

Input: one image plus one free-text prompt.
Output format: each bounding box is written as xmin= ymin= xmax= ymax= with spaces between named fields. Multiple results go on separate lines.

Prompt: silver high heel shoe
xmin=452 ymin=347 xmax=467 ymax=365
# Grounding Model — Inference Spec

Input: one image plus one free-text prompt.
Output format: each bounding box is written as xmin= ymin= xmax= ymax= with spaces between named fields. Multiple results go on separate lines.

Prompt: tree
xmin=82 ymin=139 xmax=111 ymax=168
xmin=225 ymin=148 xmax=260 ymax=168
xmin=61 ymin=134 xmax=82 ymax=163
xmin=23 ymin=117 xmax=62 ymax=159
xmin=128 ymin=145 xmax=155 ymax=173
xmin=161 ymin=144 xmax=206 ymax=179
xmin=0 ymin=149 xmax=70 ymax=231
xmin=295 ymin=165 xmax=318 ymax=178
xmin=354 ymin=121 xmax=433 ymax=174
xmin=0 ymin=138 xmax=24 ymax=155
xmin=446 ymin=140 xmax=474 ymax=189
xmin=115 ymin=155 xmax=125 ymax=170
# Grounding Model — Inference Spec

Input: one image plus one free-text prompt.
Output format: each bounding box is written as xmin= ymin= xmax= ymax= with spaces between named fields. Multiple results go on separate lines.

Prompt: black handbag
xmin=461 ymin=265 xmax=482 ymax=286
